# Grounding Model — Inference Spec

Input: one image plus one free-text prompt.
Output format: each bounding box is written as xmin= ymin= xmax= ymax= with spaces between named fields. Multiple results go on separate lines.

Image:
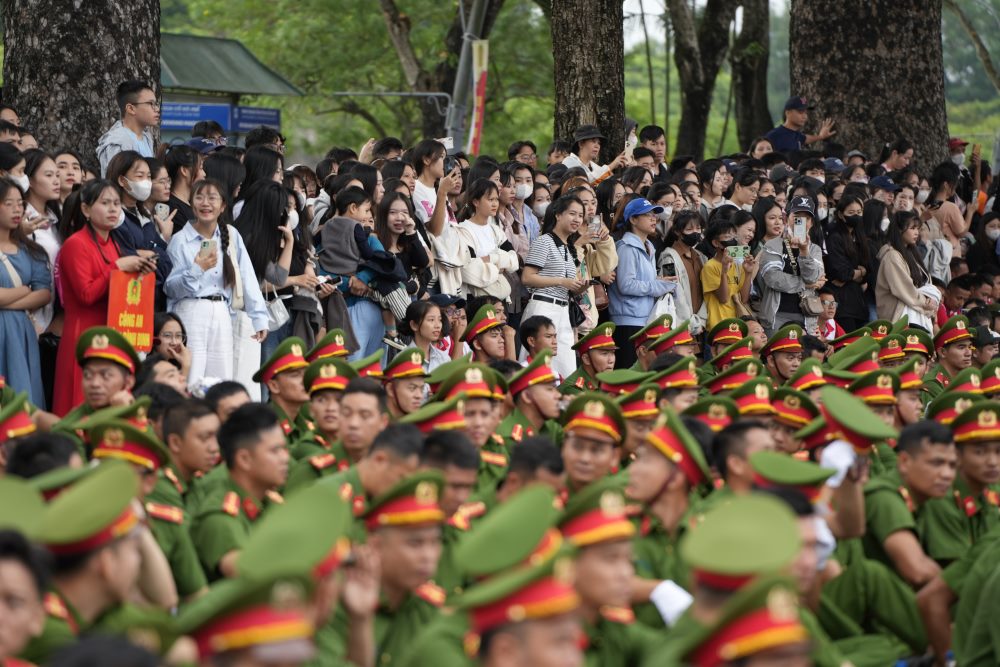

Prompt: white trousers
xmin=173 ymin=299 xmax=234 ymax=389
xmin=232 ymin=310 xmax=262 ymax=401
xmin=520 ymin=298 xmax=578 ymax=380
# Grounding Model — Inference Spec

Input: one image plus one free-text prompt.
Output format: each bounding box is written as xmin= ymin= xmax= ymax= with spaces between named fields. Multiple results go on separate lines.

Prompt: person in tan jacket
xmin=875 ymin=211 xmax=939 ymax=331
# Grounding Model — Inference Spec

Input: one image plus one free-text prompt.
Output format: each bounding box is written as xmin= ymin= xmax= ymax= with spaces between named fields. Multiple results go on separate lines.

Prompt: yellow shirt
xmin=701 ymin=257 xmax=746 ymax=328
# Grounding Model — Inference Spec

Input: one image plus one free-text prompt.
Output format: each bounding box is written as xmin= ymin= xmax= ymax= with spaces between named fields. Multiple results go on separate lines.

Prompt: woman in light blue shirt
xmin=608 ymin=198 xmax=677 ymax=368
xmin=165 ymin=179 xmax=268 ymax=386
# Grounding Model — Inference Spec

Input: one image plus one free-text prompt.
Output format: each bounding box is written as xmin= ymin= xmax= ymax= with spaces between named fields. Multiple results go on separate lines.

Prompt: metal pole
xmin=446 ymin=0 xmax=489 ymax=146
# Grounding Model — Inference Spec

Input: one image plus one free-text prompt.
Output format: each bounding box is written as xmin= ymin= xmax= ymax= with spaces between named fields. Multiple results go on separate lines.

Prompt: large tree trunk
xmin=790 ymin=0 xmax=948 ymax=171
xmin=551 ymin=0 xmax=626 ymax=165
xmin=667 ymin=0 xmax=738 ymax=161
xmin=2 ymin=0 xmax=160 ymax=165
xmin=732 ymin=0 xmax=772 ymax=154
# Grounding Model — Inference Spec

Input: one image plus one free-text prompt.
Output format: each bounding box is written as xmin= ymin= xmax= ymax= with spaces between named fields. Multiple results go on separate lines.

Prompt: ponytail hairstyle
xmin=0 ymin=178 xmax=46 ymax=261
xmin=457 ymin=178 xmax=499 ymax=222
xmin=192 ymin=179 xmax=235 ymax=288
xmin=162 ymin=145 xmax=202 ymax=191
xmin=888 ymin=210 xmax=926 ymax=288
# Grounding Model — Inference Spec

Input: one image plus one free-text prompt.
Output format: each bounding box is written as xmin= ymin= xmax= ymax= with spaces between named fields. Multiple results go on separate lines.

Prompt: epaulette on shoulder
xmin=222 ymin=491 xmax=240 ymax=517
xmin=43 ymin=592 xmax=68 ymax=620
xmin=145 ymin=502 xmax=184 ymax=524
xmin=414 ymin=582 xmax=446 ymax=607
xmin=511 ymin=424 xmax=524 ymax=442
xmin=600 ymin=605 xmax=635 ymax=624
xmin=447 ymin=501 xmax=487 ymax=531
xmin=480 ymin=450 xmax=508 ymax=467
xmin=266 ymin=490 xmax=284 ymax=505
xmin=310 ymin=453 xmax=338 ymax=470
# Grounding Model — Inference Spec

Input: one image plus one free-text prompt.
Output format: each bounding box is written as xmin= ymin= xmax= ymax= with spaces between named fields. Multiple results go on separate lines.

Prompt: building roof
xmin=161 ymin=33 xmax=302 ymax=97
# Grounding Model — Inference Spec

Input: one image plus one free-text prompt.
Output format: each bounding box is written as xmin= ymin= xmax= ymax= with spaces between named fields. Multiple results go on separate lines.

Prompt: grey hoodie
xmin=96 ymin=120 xmax=155 ymax=176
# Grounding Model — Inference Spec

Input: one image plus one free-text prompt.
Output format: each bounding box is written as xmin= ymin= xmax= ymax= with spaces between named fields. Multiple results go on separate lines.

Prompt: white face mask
xmin=988 ymin=228 xmax=1000 ymax=241
xmin=916 ymin=189 xmax=931 ymax=204
xmin=896 ymin=199 xmax=913 ymax=212
xmin=10 ymin=173 xmax=29 ymax=192
xmin=817 ymin=207 xmax=828 ymax=221
xmin=852 ymin=176 xmax=869 ymax=184
xmin=114 ymin=208 xmax=126 ymax=229
xmin=125 ymin=178 xmax=152 ymax=202
xmin=286 ymin=209 xmax=299 ymax=231
xmin=660 ymin=206 xmax=673 ymax=220
xmin=741 ymin=203 xmax=753 ymax=213
xmin=880 ymin=217 xmax=890 ymax=232
xmin=952 ymin=153 xmax=966 ymax=167
xmin=514 ymin=183 xmax=532 ymax=200
xmin=295 ymin=191 xmax=307 ymax=209
xmin=533 ymin=201 xmax=549 ymax=218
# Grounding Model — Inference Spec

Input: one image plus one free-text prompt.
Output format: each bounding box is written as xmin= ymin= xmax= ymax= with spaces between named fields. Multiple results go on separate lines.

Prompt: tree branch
xmin=378 ymin=0 xmax=429 ymax=90
xmin=317 ymin=100 xmax=389 ymax=138
xmin=666 ymin=0 xmax=703 ymax=87
xmin=944 ymin=0 xmax=1000 ymax=95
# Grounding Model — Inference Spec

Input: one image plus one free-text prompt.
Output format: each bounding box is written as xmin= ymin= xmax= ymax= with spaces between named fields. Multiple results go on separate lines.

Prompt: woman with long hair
xmin=875 ymin=210 xmax=937 ymax=327
xmin=399 ymin=300 xmax=450 ymax=374
xmin=375 ymin=191 xmax=430 ymax=297
xmin=163 ymin=144 xmax=205 ymax=235
xmin=0 ymin=178 xmax=51 ymax=405
xmin=52 ymin=180 xmax=155 ymax=414
xmin=457 ymin=178 xmax=518 ymax=304
xmin=823 ymin=195 xmax=870 ymax=332
xmin=165 ymin=179 xmax=268 ymax=385
xmin=659 ymin=210 xmax=707 ymax=333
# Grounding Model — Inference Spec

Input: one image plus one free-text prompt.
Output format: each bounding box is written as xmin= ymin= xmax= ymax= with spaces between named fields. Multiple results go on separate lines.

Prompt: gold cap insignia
xmin=888 ymin=339 xmax=900 ymax=349
xmin=553 ymin=556 xmax=576 ymax=586
xmin=583 ymin=400 xmax=606 ymax=419
xmin=972 ymin=375 xmax=982 ymax=388
xmin=788 ymin=329 xmax=798 ymax=340
xmin=126 ymin=628 xmax=160 ymax=653
xmin=956 ymin=398 xmax=974 ymax=413
xmin=728 ymin=323 xmax=740 ymax=333
xmin=754 ymin=384 xmax=770 ymax=400
xmin=877 ymin=325 xmax=888 ymax=335
xmin=411 ymin=352 xmax=423 ymax=365
xmin=320 ymin=365 xmax=337 ymax=378
xmin=688 ymin=361 xmax=697 ymax=373
xmin=135 ymin=405 xmax=148 ymax=421
xmin=486 ymin=309 xmax=496 ymax=320
xmin=335 ymin=334 xmax=345 ymax=346
xmin=812 ymin=366 xmax=823 ymax=377
xmin=290 ymin=344 xmax=304 ymax=358
xmin=766 ymin=587 xmax=799 ymax=622
xmin=465 ymin=367 xmax=484 ymax=384
xmin=877 ymin=375 xmax=893 ymax=389
xmin=907 ymin=335 xmax=919 ymax=345
xmin=643 ymin=389 xmax=657 ymax=404
xmin=708 ymin=404 xmax=727 ymax=419
xmin=103 ymin=428 xmax=125 ymax=448
xmin=784 ymin=395 xmax=801 ymax=409
xmin=91 ymin=334 xmax=110 ymax=350
xmin=456 ymin=399 xmax=466 ymax=414
xmin=270 ymin=580 xmax=307 ymax=610
xmin=599 ymin=490 xmax=625 ymax=517
xmin=979 ymin=410 xmax=998 ymax=428
xmin=415 ymin=481 xmax=438 ymax=505
xmin=957 ymin=320 xmax=967 ymax=330
xmin=747 ymin=364 xmax=759 ymax=378
xmin=994 ymin=367 xmax=1000 ymax=380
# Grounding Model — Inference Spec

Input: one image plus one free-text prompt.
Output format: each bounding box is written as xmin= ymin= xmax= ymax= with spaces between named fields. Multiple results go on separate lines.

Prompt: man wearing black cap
xmin=765 ymin=96 xmax=836 ymax=154
xmin=561 ymin=124 xmax=626 ymax=185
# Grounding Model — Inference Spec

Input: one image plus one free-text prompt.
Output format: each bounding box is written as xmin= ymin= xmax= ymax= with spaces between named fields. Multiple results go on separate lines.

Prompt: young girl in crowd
xmin=53 ymin=180 xmax=155 ymax=414
xmin=23 ymin=150 xmax=62 ymax=333
xmin=153 ymin=312 xmax=192 ymax=387
xmin=457 ymin=178 xmax=519 ymax=304
xmin=54 ymin=149 xmax=84 ymax=205
xmin=164 ymin=145 xmax=205 ymax=234
xmin=0 ymin=178 xmax=51 ymax=406
xmin=164 ymin=179 xmax=268 ymax=386
xmin=401 ymin=300 xmax=451 ymax=375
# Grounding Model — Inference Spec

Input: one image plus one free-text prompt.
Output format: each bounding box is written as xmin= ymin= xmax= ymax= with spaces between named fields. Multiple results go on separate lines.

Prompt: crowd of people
xmin=0 ymin=80 xmax=999 ymax=667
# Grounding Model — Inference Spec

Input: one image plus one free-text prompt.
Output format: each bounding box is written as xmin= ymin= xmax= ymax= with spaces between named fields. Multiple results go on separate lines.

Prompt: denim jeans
xmin=347 ymin=299 xmax=385 ymax=365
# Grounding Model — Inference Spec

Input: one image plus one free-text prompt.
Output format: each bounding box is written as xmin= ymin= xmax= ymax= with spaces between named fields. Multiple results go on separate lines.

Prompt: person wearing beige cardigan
xmin=875 ymin=212 xmax=939 ymax=330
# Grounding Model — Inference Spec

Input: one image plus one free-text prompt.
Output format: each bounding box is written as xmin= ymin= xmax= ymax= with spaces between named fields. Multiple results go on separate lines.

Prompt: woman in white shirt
xmin=22 ymin=151 xmax=62 ymax=333
xmin=560 ymin=125 xmax=625 ymax=186
xmin=411 ymin=139 xmax=464 ymax=295
xmin=165 ymin=179 xmax=269 ymax=385
xmin=457 ymin=178 xmax=519 ymax=302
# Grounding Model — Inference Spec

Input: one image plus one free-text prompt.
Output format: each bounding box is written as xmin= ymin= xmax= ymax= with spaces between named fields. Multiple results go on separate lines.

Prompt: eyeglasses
xmin=159 ymin=332 xmax=186 ymax=343
xmin=193 ymin=195 xmax=222 ymax=203
xmin=820 ymin=301 xmax=837 ymax=307
xmin=132 ymin=101 xmax=160 ymax=109
xmin=445 ymin=308 xmax=467 ymax=319
xmin=517 ymin=153 xmax=537 ymax=161
xmin=153 ymin=178 xmax=171 ymax=186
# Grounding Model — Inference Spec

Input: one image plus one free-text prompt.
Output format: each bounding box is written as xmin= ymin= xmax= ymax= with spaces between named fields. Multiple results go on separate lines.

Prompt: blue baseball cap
xmin=784 ymin=96 xmax=814 ymax=112
xmin=622 ymin=198 xmax=664 ymax=221
xmin=869 ymin=175 xmax=900 ymax=193
xmin=823 ymin=157 xmax=845 ymax=172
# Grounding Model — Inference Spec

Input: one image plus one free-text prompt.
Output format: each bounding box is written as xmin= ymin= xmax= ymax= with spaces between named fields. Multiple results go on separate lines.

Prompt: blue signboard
xmin=160 ymin=102 xmax=231 ymax=131
xmin=231 ymin=106 xmax=281 ymax=132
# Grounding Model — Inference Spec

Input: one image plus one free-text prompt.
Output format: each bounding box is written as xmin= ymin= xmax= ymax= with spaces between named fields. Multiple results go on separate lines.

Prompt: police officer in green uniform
xmin=921 ymin=402 xmax=1000 ymax=563
xmin=189 ymin=403 xmax=289 ymax=581
xmin=148 ymin=399 xmax=220 ymax=518
xmin=400 ymin=485 xmax=565 ymax=667
xmin=254 ymin=336 xmax=316 ymax=450
xmin=54 ymin=326 xmax=142 ymax=432
xmin=561 ymin=322 xmax=618 ymax=395
xmin=923 ymin=315 xmax=975 ymax=402
xmin=560 ymin=393 xmax=626 ymax=497
xmin=289 ymin=358 xmax=357 ymax=461
xmin=558 ymin=478 xmax=659 ymax=667
xmin=615 ymin=383 xmax=660 ymax=468
xmin=848 ymin=369 xmax=902 ymax=476
xmin=495 ymin=351 xmax=563 ymax=450
xmin=628 ymin=314 xmax=674 ymax=371
xmin=383 ymin=347 xmax=429 ymax=419
xmin=86 ymin=418 xmax=208 ymax=601
xmin=760 ymin=324 xmax=805 ymax=387
xmin=625 ymin=407 xmax=711 ymax=627
xmin=20 ymin=463 xmax=147 ymax=664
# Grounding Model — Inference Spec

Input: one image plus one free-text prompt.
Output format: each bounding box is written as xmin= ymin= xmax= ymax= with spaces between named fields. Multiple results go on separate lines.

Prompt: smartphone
xmin=197 ymin=239 xmax=217 ymax=259
xmin=153 ymin=203 xmax=169 ymax=222
xmin=726 ymin=245 xmax=751 ymax=259
xmin=589 ymin=217 xmax=604 ymax=235
xmin=662 ymin=259 xmax=677 ymax=277
xmin=443 ymin=155 xmax=458 ymax=175
xmin=793 ymin=217 xmax=807 ymax=242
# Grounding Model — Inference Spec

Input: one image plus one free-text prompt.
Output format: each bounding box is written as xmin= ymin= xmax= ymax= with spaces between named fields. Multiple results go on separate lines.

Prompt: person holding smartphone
xmin=700 ymin=219 xmax=758 ymax=330
xmin=756 ymin=196 xmax=825 ymax=336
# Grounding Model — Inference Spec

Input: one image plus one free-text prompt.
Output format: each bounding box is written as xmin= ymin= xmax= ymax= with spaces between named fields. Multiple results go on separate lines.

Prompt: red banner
xmin=466 ymin=40 xmax=489 ymax=155
xmin=107 ymin=270 xmax=155 ymax=352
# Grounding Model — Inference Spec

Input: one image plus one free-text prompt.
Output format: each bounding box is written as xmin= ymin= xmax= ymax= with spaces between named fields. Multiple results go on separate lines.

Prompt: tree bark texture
xmin=551 ymin=0 xmax=626 ymax=165
xmin=790 ymin=0 xmax=949 ymax=172
xmin=2 ymin=0 xmax=160 ymax=167
xmin=667 ymin=0 xmax=738 ymax=161
xmin=732 ymin=0 xmax=772 ymax=153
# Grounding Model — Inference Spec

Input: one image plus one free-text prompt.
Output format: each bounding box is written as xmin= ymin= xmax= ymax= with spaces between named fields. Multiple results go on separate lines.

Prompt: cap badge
xmin=91 ymin=334 xmax=110 ymax=350
xmin=643 ymin=389 xmax=657 ymax=404
xmin=553 ymin=556 xmax=576 ymax=586
xmin=754 ymin=384 xmax=770 ymax=400
xmin=688 ymin=361 xmax=697 ymax=373
xmin=888 ymin=339 xmax=900 ymax=349
xmin=270 ymin=580 xmax=307 ymax=610
xmin=747 ymin=364 xmax=759 ymax=378
xmin=877 ymin=325 xmax=888 ymax=335
xmin=877 ymin=375 xmax=893 ymax=389
xmin=956 ymin=398 xmax=974 ymax=412
xmin=708 ymin=404 xmax=727 ymax=419
xmin=456 ymin=399 xmax=466 ymax=414
xmin=335 ymin=334 xmax=345 ymax=346
xmin=788 ymin=330 xmax=798 ymax=340
xmin=728 ymin=323 xmax=740 ymax=333
xmin=583 ymin=400 xmax=606 ymax=419
xmin=415 ymin=481 xmax=439 ymax=505
xmin=486 ymin=309 xmax=495 ymax=320
xmin=979 ymin=410 xmax=998 ymax=428
xmin=766 ymin=587 xmax=799 ymax=622
xmin=957 ymin=320 xmax=967 ymax=330
xmin=320 ymin=364 xmax=337 ymax=378
xmin=410 ymin=352 xmax=423 ymax=365
xmin=784 ymin=395 xmax=801 ymax=409
xmin=103 ymin=428 xmax=125 ymax=448
xmin=907 ymin=335 xmax=919 ymax=345
xmin=599 ymin=490 xmax=626 ymax=517
xmin=465 ymin=368 xmax=484 ymax=384
xmin=972 ymin=375 xmax=982 ymax=387
xmin=812 ymin=366 xmax=823 ymax=377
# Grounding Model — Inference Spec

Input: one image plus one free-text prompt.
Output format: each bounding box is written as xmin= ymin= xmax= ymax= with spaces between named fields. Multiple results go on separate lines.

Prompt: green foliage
xmin=942 ymin=0 xmax=1000 ymax=103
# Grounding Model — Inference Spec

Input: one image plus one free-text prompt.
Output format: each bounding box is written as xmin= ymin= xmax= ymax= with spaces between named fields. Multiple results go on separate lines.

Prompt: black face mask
xmin=844 ymin=214 xmax=863 ymax=227
xmin=721 ymin=238 xmax=739 ymax=248
xmin=682 ymin=232 xmax=702 ymax=247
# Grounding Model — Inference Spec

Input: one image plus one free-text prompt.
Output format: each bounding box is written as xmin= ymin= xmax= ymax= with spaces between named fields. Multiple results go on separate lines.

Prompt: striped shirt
xmin=525 ymin=233 xmax=578 ymax=301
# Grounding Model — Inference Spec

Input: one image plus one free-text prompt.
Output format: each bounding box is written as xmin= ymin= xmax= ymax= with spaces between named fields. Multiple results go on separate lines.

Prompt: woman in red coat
xmin=52 ymin=180 xmax=153 ymax=415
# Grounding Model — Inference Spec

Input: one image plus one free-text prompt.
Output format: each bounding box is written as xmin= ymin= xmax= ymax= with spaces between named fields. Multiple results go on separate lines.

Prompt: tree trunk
xmin=666 ymin=0 xmax=738 ymax=161
xmin=2 ymin=0 xmax=160 ymax=165
xmin=551 ymin=0 xmax=626 ymax=165
xmin=790 ymin=0 xmax=948 ymax=172
xmin=732 ymin=0 xmax=772 ymax=153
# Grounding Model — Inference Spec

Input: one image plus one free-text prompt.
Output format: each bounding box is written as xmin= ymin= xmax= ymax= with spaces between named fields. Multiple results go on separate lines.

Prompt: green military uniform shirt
xmin=495 ymin=408 xmax=563 ymax=451
xmin=474 ymin=434 xmax=509 ymax=498
xmin=189 ymin=475 xmax=277 ymax=581
xmin=285 ymin=441 xmax=352 ymax=493
xmin=435 ymin=500 xmax=490 ymax=597
xmin=19 ymin=589 xmax=84 ymax=664
xmin=861 ymin=469 xmax=923 ymax=574
xmin=560 ymin=366 xmax=598 ymax=395
xmin=315 ymin=466 xmax=369 ymax=543
xmin=289 ymin=430 xmax=336 ymax=461
xmin=396 ymin=610 xmax=472 ymax=667
xmin=145 ymin=499 xmax=207 ymax=597
xmin=271 ymin=401 xmax=315 ymax=447
xmin=922 ymin=477 xmax=1000 ymax=564
xmin=951 ymin=531 xmax=1000 ymax=664
xmin=631 ymin=511 xmax=691 ymax=628
xmin=921 ymin=364 xmax=950 ymax=403
xmin=582 ymin=608 xmax=658 ymax=667
xmin=868 ymin=441 xmax=898 ymax=479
